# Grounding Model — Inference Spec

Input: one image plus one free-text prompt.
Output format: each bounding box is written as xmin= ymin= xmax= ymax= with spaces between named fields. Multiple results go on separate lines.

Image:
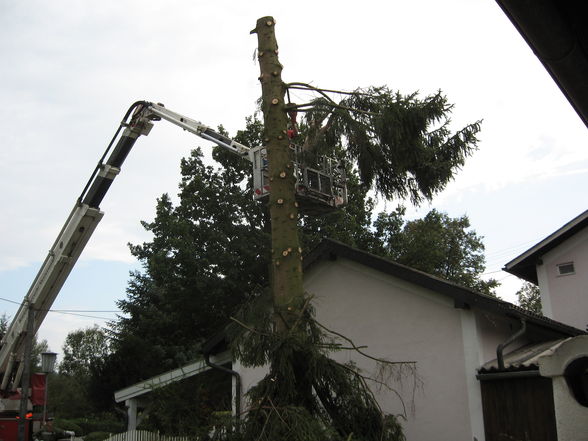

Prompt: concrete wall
xmin=537 ymin=227 xmax=588 ymax=330
xmin=551 ymin=376 xmax=588 ymax=441
xmin=539 ymin=336 xmax=588 ymax=441
xmin=305 ymin=257 xmax=502 ymax=441
xmin=304 ymin=258 xmax=469 ymax=440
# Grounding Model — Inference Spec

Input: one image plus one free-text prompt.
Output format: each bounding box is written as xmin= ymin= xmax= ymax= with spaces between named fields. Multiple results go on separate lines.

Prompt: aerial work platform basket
xmin=250 ymin=143 xmax=348 ymax=215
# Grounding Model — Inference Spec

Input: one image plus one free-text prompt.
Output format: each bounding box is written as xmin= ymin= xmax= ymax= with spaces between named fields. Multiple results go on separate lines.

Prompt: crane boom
xmin=0 ymin=99 xmax=347 ymax=393
xmin=0 ymin=101 xmax=252 ymax=391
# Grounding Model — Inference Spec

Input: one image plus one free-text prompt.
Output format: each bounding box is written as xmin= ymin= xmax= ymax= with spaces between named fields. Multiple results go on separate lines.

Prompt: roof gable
xmin=503 ymin=209 xmax=588 ymax=283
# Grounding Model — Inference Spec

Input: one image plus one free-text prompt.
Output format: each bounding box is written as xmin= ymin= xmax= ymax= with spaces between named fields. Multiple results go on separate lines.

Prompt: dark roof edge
xmin=307 ymin=238 xmax=585 ymax=338
xmin=503 ymin=209 xmax=588 ymax=283
xmin=495 ymin=0 xmax=588 ymax=129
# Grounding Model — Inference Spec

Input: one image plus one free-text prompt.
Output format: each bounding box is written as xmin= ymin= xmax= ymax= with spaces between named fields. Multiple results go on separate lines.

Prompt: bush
xmin=67 ymin=416 xmax=124 ymax=435
xmin=83 ymin=432 xmax=111 ymax=441
xmin=53 ymin=419 xmax=83 ymax=436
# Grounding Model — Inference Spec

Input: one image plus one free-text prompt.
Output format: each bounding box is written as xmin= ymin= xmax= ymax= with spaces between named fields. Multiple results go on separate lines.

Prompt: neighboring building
xmin=117 ymin=239 xmax=587 ymax=440
xmin=504 ymin=209 xmax=588 ymax=330
xmin=221 ymin=240 xmax=586 ymax=441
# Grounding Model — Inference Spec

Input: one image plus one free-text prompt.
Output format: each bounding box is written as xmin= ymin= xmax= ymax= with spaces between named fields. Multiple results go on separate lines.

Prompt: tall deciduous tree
xmin=516 ymin=282 xmax=542 ymax=314
xmin=59 ymin=326 xmax=110 ymax=377
xmin=372 ymin=208 xmax=499 ymax=295
xmin=47 ymin=327 xmax=110 ymax=419
xmin=107 ymin=131 xmax=269 ymax=387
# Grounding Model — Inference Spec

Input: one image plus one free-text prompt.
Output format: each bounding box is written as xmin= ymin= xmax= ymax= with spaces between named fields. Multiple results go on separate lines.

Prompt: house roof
xmin=495 ymin=0 xmax=588 ymax=128
xmin=478 ymin=338 xmax=570 ymax=373
xmin=306 ymin=239 xmax=585 ymax=340
xmin=114 ymin=350 xmax=231 ymax=403
xmin=203 ymin=238 xmax=585 ymax=355
xmin=503 ymin=209 xmax=588 ymax=283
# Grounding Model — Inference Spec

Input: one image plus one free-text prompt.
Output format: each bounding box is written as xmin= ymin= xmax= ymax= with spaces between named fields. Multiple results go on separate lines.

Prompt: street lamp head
xmin=40 ymin=352 xmax=57 ymax=374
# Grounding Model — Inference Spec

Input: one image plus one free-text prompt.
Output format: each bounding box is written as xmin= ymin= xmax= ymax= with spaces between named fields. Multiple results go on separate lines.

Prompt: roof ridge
xmin=308 ymin=238 xmax=585 ymax=337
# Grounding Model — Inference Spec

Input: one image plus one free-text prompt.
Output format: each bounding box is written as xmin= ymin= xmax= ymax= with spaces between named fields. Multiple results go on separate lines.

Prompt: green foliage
xmin=299 ymin=86 xmax=481 ymax=204
xmin=66 ymin=415 xmax=125 ymax=435
xmin=0 ymin=313 xmax=8 ymax=338
xmin=59 ymin=326 xmax=110 ymax=377
xmin=83 ymin=432 xmax=112 ymax=441
xmin=91 ymin=120 xmax=268 ymax=413
xmin=372 ymin=208 xmax=499 ymax=295
xmin=31 ymin=337 xmax=49 ymax=372
xmin=53 ymin=418 xmax=83 ymax=435
xmin=103 ymin=95 xmax=487 ymax=436
xmin=48 ymin=327 xmax=120 ymax=423
xmin=299 ymin=171 xmax=379 ymax=252
xmin=48 ymin=373 xmax=94 ymax=418
xmin=107 ymin=120 xmax=269 ymax=387
xmin=139 ymin=370 xmax=232 ymax=437
xmin=516 ymin=282 xmax=542 ymax=314
xmin=0 ymin=314 xmax=48 ymax=372
xmin=218 ymin=294 xmax=408 ymax=441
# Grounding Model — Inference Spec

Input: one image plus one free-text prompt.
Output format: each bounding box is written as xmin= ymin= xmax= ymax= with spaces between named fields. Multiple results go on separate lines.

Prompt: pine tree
xmin=224 ymin=16 xmax=482 ymax=441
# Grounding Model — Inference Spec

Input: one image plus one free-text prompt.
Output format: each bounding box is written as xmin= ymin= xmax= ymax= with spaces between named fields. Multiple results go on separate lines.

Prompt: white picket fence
xmin=103 ymin=430 xmax=190 ymax=441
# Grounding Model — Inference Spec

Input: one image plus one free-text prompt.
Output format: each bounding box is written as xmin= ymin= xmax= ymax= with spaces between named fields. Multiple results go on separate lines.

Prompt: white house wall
xmin=303 ymin=257 xmax=478 ymax=441
xmin=235 ymin=255 xmax=534 ymax=440
xmin=539 ymin=227 xmax=588 ymax=330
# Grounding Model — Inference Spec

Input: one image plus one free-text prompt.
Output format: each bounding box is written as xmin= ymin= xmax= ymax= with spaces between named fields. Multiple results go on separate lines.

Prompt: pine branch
xmin=230 ymin=316 xmax=270 ymax=336
xmin=316 ymin=321 xmax=416 ymax=365
xmin=286 ymin=82 xmax=373 ymax=97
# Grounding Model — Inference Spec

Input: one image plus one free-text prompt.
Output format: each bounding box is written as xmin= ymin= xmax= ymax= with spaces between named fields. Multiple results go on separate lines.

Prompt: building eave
xmin=495 ymin=0 xmax=588 ymax=129
xmin=503 ymin=209 xmax=588 ymax=283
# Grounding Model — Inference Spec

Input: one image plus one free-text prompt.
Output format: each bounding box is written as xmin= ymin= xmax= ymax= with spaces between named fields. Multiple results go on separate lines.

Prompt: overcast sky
xmin=1 ymin=0 xmax=587 ymax=356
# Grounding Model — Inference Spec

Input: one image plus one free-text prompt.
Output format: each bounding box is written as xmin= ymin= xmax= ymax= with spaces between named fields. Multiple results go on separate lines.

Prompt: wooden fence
xmin=104 ymin=430 xmax=190 ymax=441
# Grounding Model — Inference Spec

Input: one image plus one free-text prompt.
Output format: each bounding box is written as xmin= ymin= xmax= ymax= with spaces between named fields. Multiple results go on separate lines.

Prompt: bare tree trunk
xmin=252 ymin=17 xmax=303 ymax=330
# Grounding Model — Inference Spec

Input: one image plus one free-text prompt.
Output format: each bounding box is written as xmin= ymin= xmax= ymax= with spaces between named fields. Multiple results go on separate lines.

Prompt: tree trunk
xmin=252 ymin=17 xmax=303 ymax=330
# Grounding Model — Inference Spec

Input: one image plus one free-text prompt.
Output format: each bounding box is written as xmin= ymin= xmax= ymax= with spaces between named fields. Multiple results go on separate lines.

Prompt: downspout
xmin=204 ymin=353 xmax=241 ymax=418
xmin=496 ymin=318 xmax=527 ymax=370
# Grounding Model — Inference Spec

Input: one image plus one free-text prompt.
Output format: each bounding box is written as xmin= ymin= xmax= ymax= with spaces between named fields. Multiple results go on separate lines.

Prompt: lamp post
xmin=40 ymin=352 xmax=57 ymax=425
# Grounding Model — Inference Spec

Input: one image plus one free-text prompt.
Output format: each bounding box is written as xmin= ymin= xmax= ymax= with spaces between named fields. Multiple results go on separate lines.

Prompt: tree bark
xmin=252 ymin=17 xmax=303 ymax=330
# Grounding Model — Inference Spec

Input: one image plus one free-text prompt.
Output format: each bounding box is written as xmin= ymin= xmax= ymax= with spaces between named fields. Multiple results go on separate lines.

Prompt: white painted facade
xmin=114 ymin=240 xmax=584 ymax=439
xmin=537 ymin=226 xmax=588 ymax=330
xmin=539 ymin=335 xmax=588 ymax=441
xmin=237 ymin=256 xmax=533 ymax=441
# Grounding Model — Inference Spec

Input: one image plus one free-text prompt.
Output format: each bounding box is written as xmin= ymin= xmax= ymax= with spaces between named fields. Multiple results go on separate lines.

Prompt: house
xmin=504 ymin=209 xmax=588 ymax=331
xmin=270 ymin=239 xmax=587 ymax=441
xmin=117 ymin=239 xmax=587 ymax=440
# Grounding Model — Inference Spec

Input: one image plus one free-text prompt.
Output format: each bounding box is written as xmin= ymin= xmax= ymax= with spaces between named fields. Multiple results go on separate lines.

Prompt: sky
xmin=0 ymin=0 xmax=587 ymax=358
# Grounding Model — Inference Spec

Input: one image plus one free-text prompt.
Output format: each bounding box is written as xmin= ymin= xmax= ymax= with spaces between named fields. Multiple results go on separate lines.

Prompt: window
xmin=557 ymin=262 xmax=575 ymax=276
